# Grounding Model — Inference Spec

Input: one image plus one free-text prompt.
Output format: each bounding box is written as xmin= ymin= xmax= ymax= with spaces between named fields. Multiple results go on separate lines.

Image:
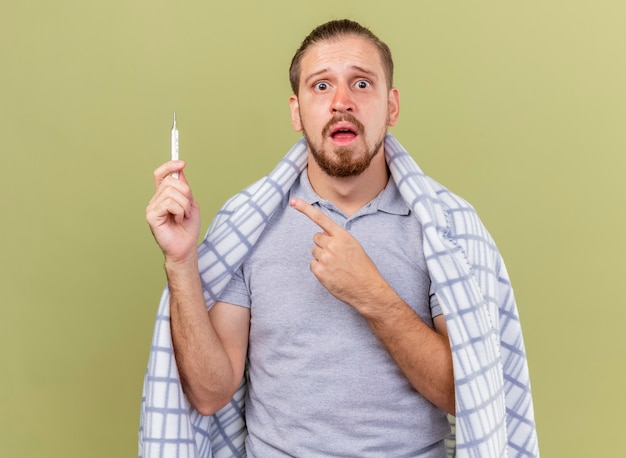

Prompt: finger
xmin=312 ymin=231 xmax=329 ymax=248
xmin=311 ymin=245 xmax=322 ymax=261
xmin=175 ymin=169 xmax=196 ymax=215
xmin=289 ymin=197 xmax=340 ymax=235
xmin=147 ymin=195 xmax=187 ymax=225
xmin=178 ymin=168 xmax=190 ymax=186
xmin=153 ymin=169 xmax=194 ymax=218
xmin=166 ymin=199 xmax=186 ymax=224
xmin=153 ymin=160 xmax=186 ymax=188
xmin=177 ymin=169 xmax=193 ymax=200
xmin=149 ymin=187 xmax=193 ymax=222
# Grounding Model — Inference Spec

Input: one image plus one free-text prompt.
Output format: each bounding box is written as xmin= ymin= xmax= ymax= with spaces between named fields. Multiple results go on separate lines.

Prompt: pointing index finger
xmin=290 ymin=198 xmax=339 ymax=235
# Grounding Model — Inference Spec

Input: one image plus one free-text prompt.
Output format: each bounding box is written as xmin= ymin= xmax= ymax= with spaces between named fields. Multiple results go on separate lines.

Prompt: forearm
xmin=287 ymin=198 xmax=455 ymax=413
xmin=358 ymin=286 xmax=455 ymax=415
xmin=166 ymin=255 xmax=238 ymax=415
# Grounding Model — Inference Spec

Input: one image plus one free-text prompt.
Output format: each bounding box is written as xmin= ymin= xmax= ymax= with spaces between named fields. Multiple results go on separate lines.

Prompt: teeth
xmin=330 ymin=126 xmax=357 ymax=137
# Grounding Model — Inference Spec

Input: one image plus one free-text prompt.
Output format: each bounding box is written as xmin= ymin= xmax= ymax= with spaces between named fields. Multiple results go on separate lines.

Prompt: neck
xmin=306 ymin=150 xmax=389 ymax=216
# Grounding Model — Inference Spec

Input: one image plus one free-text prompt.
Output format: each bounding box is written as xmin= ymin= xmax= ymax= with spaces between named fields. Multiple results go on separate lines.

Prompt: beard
xmin=302 ymin=113 xmax=386 ymax=178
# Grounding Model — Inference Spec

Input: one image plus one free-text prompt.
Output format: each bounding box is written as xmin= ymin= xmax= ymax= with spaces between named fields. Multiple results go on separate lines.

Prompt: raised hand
xmin=146 ymin=160 xmax=201 ymax=264
xmin=289 ymin=197 xmax=390 ymax=310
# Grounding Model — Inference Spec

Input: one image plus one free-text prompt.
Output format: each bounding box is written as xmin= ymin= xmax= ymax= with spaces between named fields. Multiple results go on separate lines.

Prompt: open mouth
xmin=329 ymin=123 xmax=359 ymax=144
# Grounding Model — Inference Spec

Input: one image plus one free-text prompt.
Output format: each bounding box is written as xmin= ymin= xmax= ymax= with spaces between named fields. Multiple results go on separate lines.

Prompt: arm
xmin=146 ymin=161 xmax=250 ymax=415
xmin=289 ymin=198 xmax=455 ymax=415
xmin=166 ymin=258 xmax=250 ymax=415
xmin=357 ymin=290 xmax=454 ymax=415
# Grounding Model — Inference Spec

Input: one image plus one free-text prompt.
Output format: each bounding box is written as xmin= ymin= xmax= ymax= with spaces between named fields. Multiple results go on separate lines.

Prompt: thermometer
xmin=171 ymin=112 xmax=179 ymax=179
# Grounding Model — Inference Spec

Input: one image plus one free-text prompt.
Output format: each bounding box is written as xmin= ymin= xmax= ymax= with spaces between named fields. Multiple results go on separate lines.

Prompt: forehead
xmin=299 ymin=36 xmax=385 ymax=81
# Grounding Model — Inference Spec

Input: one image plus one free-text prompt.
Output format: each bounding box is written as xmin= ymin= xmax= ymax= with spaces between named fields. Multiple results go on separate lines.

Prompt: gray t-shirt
xmin=218 ymin=171 xmax=450 ymax=457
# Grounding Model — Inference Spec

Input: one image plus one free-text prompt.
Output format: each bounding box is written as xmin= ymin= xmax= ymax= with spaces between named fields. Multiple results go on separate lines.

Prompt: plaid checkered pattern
xmin=139 ymin=134 xmax=539 ymax=457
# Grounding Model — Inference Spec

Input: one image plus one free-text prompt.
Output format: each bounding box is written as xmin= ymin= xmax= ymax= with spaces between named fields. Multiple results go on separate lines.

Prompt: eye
xmin=355 ymin=80 xmax=371 ymax=89
xmin=314 ymin=81 xmax=330 ymax=91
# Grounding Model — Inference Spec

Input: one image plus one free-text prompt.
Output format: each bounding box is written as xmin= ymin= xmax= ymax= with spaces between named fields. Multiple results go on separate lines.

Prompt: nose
xmin=331 ymin=84 xmax=354 ymax=113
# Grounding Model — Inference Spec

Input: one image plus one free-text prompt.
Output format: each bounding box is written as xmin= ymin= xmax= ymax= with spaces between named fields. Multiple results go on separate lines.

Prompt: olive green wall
xmin=2 ymin=1 xmax=624 ymax=456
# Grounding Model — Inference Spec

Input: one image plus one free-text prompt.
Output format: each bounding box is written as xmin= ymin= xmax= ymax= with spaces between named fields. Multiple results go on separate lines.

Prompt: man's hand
xmin=289 ymin=197 xmax=390 ymax=310
xmin=146 ymin=160 xmax=201 ymax=264
xmin=291 ymin=197 xmax=455 ymax=414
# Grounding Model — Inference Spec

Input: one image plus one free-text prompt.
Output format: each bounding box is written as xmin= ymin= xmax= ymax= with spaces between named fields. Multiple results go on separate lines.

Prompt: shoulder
xmin=415 ymin=173 xmax=503 ymax=272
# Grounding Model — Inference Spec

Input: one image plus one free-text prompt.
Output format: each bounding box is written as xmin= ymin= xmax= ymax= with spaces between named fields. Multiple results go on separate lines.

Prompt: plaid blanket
xmin=139 ymin=134 xmax=539 ymax=457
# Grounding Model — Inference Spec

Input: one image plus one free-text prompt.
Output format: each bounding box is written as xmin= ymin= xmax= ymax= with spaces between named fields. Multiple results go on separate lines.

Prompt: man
xmin=141 ymin=19 xmax=538 ymax=458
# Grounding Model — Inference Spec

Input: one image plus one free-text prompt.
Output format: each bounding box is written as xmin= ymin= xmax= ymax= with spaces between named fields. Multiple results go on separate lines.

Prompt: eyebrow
xmin=303 ymin=65 xmax=379 ymax=85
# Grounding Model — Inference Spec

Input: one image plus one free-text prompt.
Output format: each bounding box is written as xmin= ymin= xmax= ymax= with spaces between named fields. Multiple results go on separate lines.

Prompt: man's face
xmin=289 ymin=36 xmax=400 ymax=177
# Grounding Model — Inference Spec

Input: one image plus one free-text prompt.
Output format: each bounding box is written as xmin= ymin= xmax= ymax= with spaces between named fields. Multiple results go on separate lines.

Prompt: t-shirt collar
xmin=290 ymin=168 xmax=410 ymax=217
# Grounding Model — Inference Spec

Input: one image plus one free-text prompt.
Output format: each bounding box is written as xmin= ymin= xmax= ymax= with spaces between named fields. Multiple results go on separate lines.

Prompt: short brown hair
xmin=289 ymin=19 xmax=394 ymax=95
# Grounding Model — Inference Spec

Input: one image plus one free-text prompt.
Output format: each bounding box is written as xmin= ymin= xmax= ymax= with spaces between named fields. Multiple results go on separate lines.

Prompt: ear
xmin=387 ymin=88 xmax=400 ymax=127
xmin=289 ymin=95 xmax=302 ymax=132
